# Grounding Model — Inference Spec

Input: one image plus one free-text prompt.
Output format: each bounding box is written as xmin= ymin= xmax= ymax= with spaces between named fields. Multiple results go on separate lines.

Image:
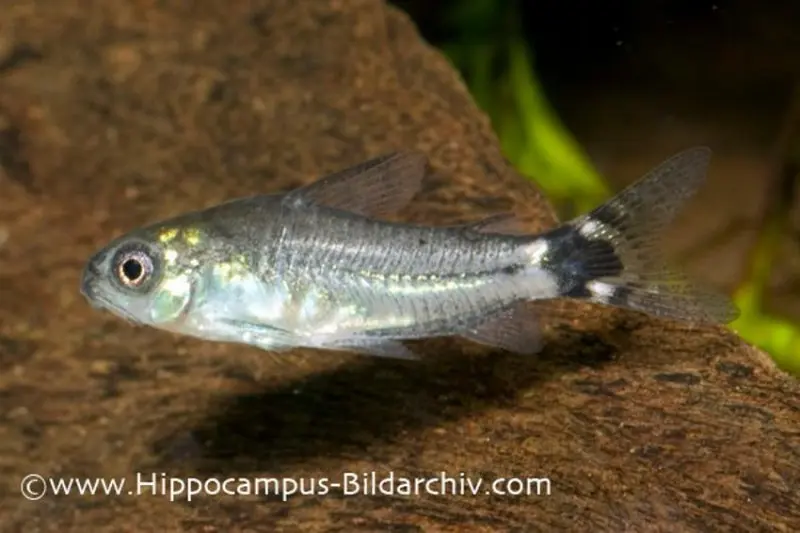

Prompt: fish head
xmin=80 ymin=223 xmax=211 ymax=328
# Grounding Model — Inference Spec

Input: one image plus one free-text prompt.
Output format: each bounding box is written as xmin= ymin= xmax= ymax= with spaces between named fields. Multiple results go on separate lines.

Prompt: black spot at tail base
xmin=539 ymin=225 xmax=624 ymax=299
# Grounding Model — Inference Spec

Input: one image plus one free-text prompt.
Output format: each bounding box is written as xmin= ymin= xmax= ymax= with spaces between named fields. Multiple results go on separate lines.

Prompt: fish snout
xmin=80 ymin=262 xmax=104 ymax=306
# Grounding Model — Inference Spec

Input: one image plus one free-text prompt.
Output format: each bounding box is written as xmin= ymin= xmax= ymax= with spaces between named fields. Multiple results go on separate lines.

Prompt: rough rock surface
xmin=0 ymin=1 xmax=797 ymax=531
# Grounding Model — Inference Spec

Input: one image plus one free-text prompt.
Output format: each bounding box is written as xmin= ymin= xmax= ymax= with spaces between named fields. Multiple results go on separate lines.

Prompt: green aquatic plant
xmin=437 ymin=0 xmax=800 ymax=375
xmin=440 ymin=1 xmax=608 ymax=217
xmin=729 ymin=145 xmax=800 ymax=375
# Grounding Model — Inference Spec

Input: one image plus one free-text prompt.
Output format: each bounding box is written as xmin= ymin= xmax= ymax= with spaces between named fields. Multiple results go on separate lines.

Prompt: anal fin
xmin=461 ymin=302 xmax=543 ymax=355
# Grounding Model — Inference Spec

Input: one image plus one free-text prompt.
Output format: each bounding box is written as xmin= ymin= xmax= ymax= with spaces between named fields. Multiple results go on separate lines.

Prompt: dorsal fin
xmin=466 ymin=212 xmax=531 ymax=236
xmin=282 ymin=151 xmax=428 ymax=218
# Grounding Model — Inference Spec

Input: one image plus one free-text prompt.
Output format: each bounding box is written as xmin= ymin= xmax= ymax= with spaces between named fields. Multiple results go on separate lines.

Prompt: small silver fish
xmin=80 ymin=148 xmax=738 ymax=359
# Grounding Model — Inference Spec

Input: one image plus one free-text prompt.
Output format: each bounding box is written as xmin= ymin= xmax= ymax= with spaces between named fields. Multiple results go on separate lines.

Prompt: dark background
xmin=393 ymin=0 xmax=798 ymax=153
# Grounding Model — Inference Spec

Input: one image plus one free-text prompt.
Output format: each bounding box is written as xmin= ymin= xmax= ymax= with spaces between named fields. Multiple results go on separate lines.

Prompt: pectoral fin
xmin=219 ymin=318 xmax=300 ymax=352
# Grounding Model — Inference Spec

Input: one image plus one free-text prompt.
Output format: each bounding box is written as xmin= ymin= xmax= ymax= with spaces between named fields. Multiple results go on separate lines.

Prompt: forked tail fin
xmin=543 ymin=147 xmax=739 ymax=324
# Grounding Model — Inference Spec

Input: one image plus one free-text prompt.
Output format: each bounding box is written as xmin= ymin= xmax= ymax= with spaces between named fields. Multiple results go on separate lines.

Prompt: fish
xmin=80 ymin=147 xmax=739 ymax=360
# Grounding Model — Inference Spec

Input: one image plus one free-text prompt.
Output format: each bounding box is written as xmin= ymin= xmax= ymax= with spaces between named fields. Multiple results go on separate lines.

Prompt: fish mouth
xmin=80 ymin=266 xmax=143 ymax=325
xmin=90 ymin=293 xmax=144 ymax=326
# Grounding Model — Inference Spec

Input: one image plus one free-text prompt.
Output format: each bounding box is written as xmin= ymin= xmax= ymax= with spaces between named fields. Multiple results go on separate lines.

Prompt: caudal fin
xmin=545 ymin=147 xmax=739 ymax=324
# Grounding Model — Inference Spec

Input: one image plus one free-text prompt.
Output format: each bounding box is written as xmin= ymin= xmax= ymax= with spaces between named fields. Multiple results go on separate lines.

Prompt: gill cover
xmin=149 ymin=275 xmax=193 ymax=323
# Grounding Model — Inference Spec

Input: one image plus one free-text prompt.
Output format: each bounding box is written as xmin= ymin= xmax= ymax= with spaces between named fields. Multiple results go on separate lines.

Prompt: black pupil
xmin=122 ymin=258 xmax=143 ymax=281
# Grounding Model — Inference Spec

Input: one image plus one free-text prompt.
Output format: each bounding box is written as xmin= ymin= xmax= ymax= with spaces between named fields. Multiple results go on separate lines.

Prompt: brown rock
xmin=0 ymin=1 xmax=797 ymax=531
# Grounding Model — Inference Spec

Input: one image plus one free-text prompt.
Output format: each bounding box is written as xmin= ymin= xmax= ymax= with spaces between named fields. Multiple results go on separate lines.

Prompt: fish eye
xmin=112 ymin=244 xmax=158 ymax=290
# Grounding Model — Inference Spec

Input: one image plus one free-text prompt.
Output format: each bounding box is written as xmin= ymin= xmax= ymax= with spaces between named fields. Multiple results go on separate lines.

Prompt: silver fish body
xmin=81 ymin=149 xmax=739 ymax=359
